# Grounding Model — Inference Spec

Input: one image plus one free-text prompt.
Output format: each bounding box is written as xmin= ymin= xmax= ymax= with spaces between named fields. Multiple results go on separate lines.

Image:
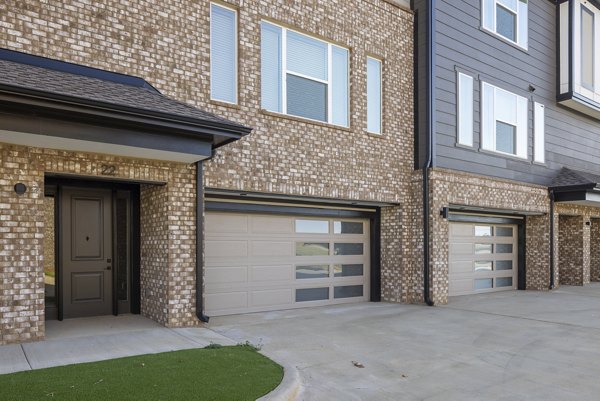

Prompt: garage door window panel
xmin=496 ymin=226 xmax=513 ymax=236
xmin=296 ymin=287 xmax=329 ymax=302
xmin=296 ymin=242 xmax=330 ymax=256
xmin=475 ymin=226 xmax=493 ymax=236
xmin=334 ymin=285 xmax=364 ymax=299
xmin=334 ymin=264 xmax=364 ymax=277
xmin=334 ymin=221 xmax=363 ymax=234
xmin=474 ymin=278 xmax=493 ymax=290
xmin=496 ymin=277 xmax=513 ymax=287
xmin=496 ymin=244 xmax=513 ymax=253
xmin=334 ymin=243 xmax=364 ymax=256
xmin=295 ymin=219 xmax=329 ymax=234
xmin=474 ymin=261 xmax=493 ymax=271
xmin=496 ymin=260 xmax=513 ymax=270
xmin=296 ymin=265 xmax=329 ymax=279
xmin=475 ymin=243 xmax=493 ymax=254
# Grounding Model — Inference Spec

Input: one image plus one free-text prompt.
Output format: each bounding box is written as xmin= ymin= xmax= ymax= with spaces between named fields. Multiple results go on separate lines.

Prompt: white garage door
xmin=449 ymin=222 xmax=518 ymax=296
xmin=205 ymin=212 xmax=370 ymax=316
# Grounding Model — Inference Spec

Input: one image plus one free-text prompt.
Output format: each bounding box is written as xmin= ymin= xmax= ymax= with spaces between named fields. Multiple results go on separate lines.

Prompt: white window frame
xmin=481 ymin=82 xmax=528 ymax=159
xmin=482 ymin=0 xmax=528 ymax=50
xmin=572 ymin=0 xmax=600 ymax=104
xmin=261 ymin=21 xmax=350 ymax=127
xmin=457 ymin=72 xmax=474 ymax=147
xmin=367 ymin=56 xmax=383 ymax=135
xmin=534 ymin=102 xmax=545 ymax=164
xmin=210 ymin=3 xmax=238 ymax=104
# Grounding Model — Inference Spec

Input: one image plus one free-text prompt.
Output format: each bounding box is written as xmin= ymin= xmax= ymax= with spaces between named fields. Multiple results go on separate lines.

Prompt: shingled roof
xmin=551 ymin=167 xmax=600 ymax=189
xmin=0 ymin=48 xmax=251 ymax=140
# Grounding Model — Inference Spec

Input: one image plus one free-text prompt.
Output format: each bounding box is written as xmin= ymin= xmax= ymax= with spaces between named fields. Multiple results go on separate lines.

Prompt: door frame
xmin=44 ymin=176 xmax=141 ymax=320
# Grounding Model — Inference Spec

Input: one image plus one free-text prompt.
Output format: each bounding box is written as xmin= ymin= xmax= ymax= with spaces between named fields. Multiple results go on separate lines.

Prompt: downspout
xmin=422 ymin=0 xmax=435 ymax=306
xmin=196 ymin=161 xmax=210 ymax=323
xmin=549 ymin=189 xmax=555 ymax=289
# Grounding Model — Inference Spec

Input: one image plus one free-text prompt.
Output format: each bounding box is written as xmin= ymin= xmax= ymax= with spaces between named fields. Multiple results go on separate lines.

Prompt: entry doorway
xmin=44 ymin=178 xmax=141 ymax=320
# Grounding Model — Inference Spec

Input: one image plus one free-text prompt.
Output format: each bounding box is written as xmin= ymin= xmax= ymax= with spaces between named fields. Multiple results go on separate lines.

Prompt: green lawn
xmin=0 ymin=346 xmax=283 ymax=401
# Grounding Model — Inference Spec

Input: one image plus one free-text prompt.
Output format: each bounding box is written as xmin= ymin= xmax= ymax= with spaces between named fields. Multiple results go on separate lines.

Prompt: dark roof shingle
xmin=551 ymin=167 xmax=600 ymax=188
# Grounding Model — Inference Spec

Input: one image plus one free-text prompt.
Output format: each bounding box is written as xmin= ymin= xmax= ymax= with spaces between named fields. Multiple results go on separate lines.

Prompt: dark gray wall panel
xmin=432 ymin=0 xmax=600 ymax=186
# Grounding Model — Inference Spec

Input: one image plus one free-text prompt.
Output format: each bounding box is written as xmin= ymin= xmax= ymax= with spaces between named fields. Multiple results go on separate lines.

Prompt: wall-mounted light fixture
xmin=586 ymin=221 xmax=591 ymax=226
xmin=440 ymin=207 xmax=450 ymax=219
xmin=14 ymin=183 xmax=27 ymax=196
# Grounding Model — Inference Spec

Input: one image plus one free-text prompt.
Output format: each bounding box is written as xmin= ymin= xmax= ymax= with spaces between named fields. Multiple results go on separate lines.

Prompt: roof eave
xmin=0 ymin=84 xmax=253 ymax=144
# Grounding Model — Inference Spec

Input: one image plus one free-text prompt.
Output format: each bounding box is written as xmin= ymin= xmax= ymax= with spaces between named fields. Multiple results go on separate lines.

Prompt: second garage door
xmin=205 ymin=212 xmax=370 ymax=316
xmin=449 ymin=222 xmax=518 ymax=296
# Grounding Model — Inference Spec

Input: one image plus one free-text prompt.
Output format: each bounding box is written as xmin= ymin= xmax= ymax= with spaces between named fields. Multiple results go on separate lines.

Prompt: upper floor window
xmin=367 ymin=57 xmax=382 ymax=134
xmin=210 ymin=3 xmax=237 ymax=104
xmin=481 ymin=82 xmax=528 ymax=158
xmin=482 ymin=0 xmax=528 ymax=49
xmin=559 ymin=0 xmax=600 ymax=120
xmin=261 ymin=21 xmax=349 ymax=127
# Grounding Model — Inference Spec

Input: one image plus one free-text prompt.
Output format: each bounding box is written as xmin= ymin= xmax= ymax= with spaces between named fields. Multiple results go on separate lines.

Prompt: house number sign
xmin=100 ymin=164 xmax=117 ymax=176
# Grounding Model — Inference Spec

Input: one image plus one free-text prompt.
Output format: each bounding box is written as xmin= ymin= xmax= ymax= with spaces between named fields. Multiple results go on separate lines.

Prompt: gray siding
xmin=431 ymin=0 xmax=600 ymax=186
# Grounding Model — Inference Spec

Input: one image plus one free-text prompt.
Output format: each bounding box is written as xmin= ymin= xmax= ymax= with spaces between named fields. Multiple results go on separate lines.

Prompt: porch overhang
xmin=551 ymin=167 xmax=600 ymax=207
xmin=0 ymin=49 xmax=252 ymax=163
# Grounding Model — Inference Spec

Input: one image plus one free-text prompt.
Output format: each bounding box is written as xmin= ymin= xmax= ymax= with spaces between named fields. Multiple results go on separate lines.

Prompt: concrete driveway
xmin=209 ymin=285 xmax=600 ymax=401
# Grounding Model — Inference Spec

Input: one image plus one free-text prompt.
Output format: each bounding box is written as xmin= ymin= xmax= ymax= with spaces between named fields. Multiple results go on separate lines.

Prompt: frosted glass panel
xmin=210 ymin=5 xmax=237 ymax=103
xmin=332 ymin=46 xmax=349 ymax=126
xmin=458 ymin=73 xmax=474 ymax=146
xmin=261 ymin=22 xmax=282 ymax=112
xmin=287 ymin=31 xmax=328 ymax=80
xmin=582 ymin=5 xmax=595 ymax=89
xmin=287 ymin=74 xmax=327 ymax=121
xmin=367 ymin=57 xmax=382 ymax=133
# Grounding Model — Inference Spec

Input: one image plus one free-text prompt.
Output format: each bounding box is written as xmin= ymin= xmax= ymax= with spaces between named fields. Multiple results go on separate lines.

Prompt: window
xmin=210 ymin=3 xmax=237 ymax=103
xmin=482 ymin=0 xmax=528 ymax=49
xmin=534 ymin=102 xmax=545 ymax=163
xmin=457 ymin=72 xmax=474 ymax=146
xmin=481 ymin=82 xmax=528 ymax=158
xmin=367 ymin=57 xmax=382 ymax=134
xmin=261 ymin=21 xmax=349 ymax=126
xmin=558 ymin=0 xmax=600 ymax=119
xmin=296 ymin=219 xmax=329 ymax=234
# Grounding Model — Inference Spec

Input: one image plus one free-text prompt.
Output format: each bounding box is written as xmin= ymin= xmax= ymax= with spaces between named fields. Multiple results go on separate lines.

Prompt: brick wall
xmin=591 ymin=219 xmax=600 ymax=282
xmin=0 ymin=0 xmax=415 ymax=308
xmin=559 ymin=215 xmax=585 ymax=286
xmin=0 ymin=143 xmax=198 ymax=344
xmin=424 ymin=168 xmax=550 ymax=304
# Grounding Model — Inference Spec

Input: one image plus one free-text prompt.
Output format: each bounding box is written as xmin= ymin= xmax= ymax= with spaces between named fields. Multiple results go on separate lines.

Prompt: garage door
xmin=205 ymin=212 xmax=370 ymax=316
xmin=449 ymin=222 xmax=518 ymax=296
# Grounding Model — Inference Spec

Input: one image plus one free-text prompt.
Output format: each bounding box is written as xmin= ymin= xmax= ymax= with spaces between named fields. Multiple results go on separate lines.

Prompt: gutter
xmin=422 ymin=0 xmax=435 ymax=306
xmin=549 ymin=189 xmax=555 ymax=290
xmin=196 ymin=161 xmax=210 ymax=323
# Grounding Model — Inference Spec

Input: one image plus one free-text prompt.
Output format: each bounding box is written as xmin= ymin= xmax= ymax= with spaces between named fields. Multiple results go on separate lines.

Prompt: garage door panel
xmin=206 ymin=214 xmax=248 ymax=234
xmin=250 ymin=265 xmax=294 ymax=282
xmin=205 ymin=292 xmax=247 ymax=312
xmin=250 ymin=289 xmax=293 ymax=307
xmin=206 ymin=240 xmax=248 ymax=258
xmin=205 ymin=266 xmax=247 ymax=284
xmin=449 ymin=260 xmax=474 ymax=274
xmin=251 ymin=241 xmax=293 ymax=257
xmin=450 ymin=224 xmax=473 ymax=236
xmin=205 ymin=212 xmax=370 ymax=316
xmin=250 ymin=216 xmax=293 ymax=234
xmin=449 ymin=221 xmax=518 ymax=296
xmin=450 ymin=243 xmax=473 ymax=256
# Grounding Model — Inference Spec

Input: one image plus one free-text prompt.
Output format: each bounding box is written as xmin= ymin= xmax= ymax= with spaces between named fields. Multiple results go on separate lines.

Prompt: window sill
xmin=259 ymin=109 xmax=352 ymax=132
xmin=479 ymin=26 xmax=528 ymax=54
xmin=479 ymin=147 xmax=531 ymax=163
xmin=366 ymin=131 xmax=385 ymax=139
xmin=210 ymin=99 xmax=242 ymax=110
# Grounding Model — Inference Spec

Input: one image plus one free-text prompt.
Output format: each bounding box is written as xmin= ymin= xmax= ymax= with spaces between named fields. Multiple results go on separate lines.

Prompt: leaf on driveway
xmin=352 ymin=361 xmax=365 ymax=368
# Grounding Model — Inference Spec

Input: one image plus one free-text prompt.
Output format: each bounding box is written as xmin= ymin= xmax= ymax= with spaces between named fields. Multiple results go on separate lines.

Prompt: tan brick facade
xmin=0 ymin=0 xmax=415 ymax=344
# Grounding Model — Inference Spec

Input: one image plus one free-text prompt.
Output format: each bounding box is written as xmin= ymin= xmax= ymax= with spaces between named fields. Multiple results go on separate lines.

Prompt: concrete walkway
xmin=209 ymin=285 xmax=600 ymax=401
xmin=0 ymin=315 xmax=236 ymax=374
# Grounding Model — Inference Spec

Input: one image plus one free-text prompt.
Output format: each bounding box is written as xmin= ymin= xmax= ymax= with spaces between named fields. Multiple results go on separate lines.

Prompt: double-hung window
xmin=261 ymin=21 xmax=349 ymax=126
xmin=481 ymin=82 xmax=528 ymax=158
xmin=482 ymin=0 xmax=528 ymax=49
xmin=210 ymin=3 xmax=237 ymax=104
